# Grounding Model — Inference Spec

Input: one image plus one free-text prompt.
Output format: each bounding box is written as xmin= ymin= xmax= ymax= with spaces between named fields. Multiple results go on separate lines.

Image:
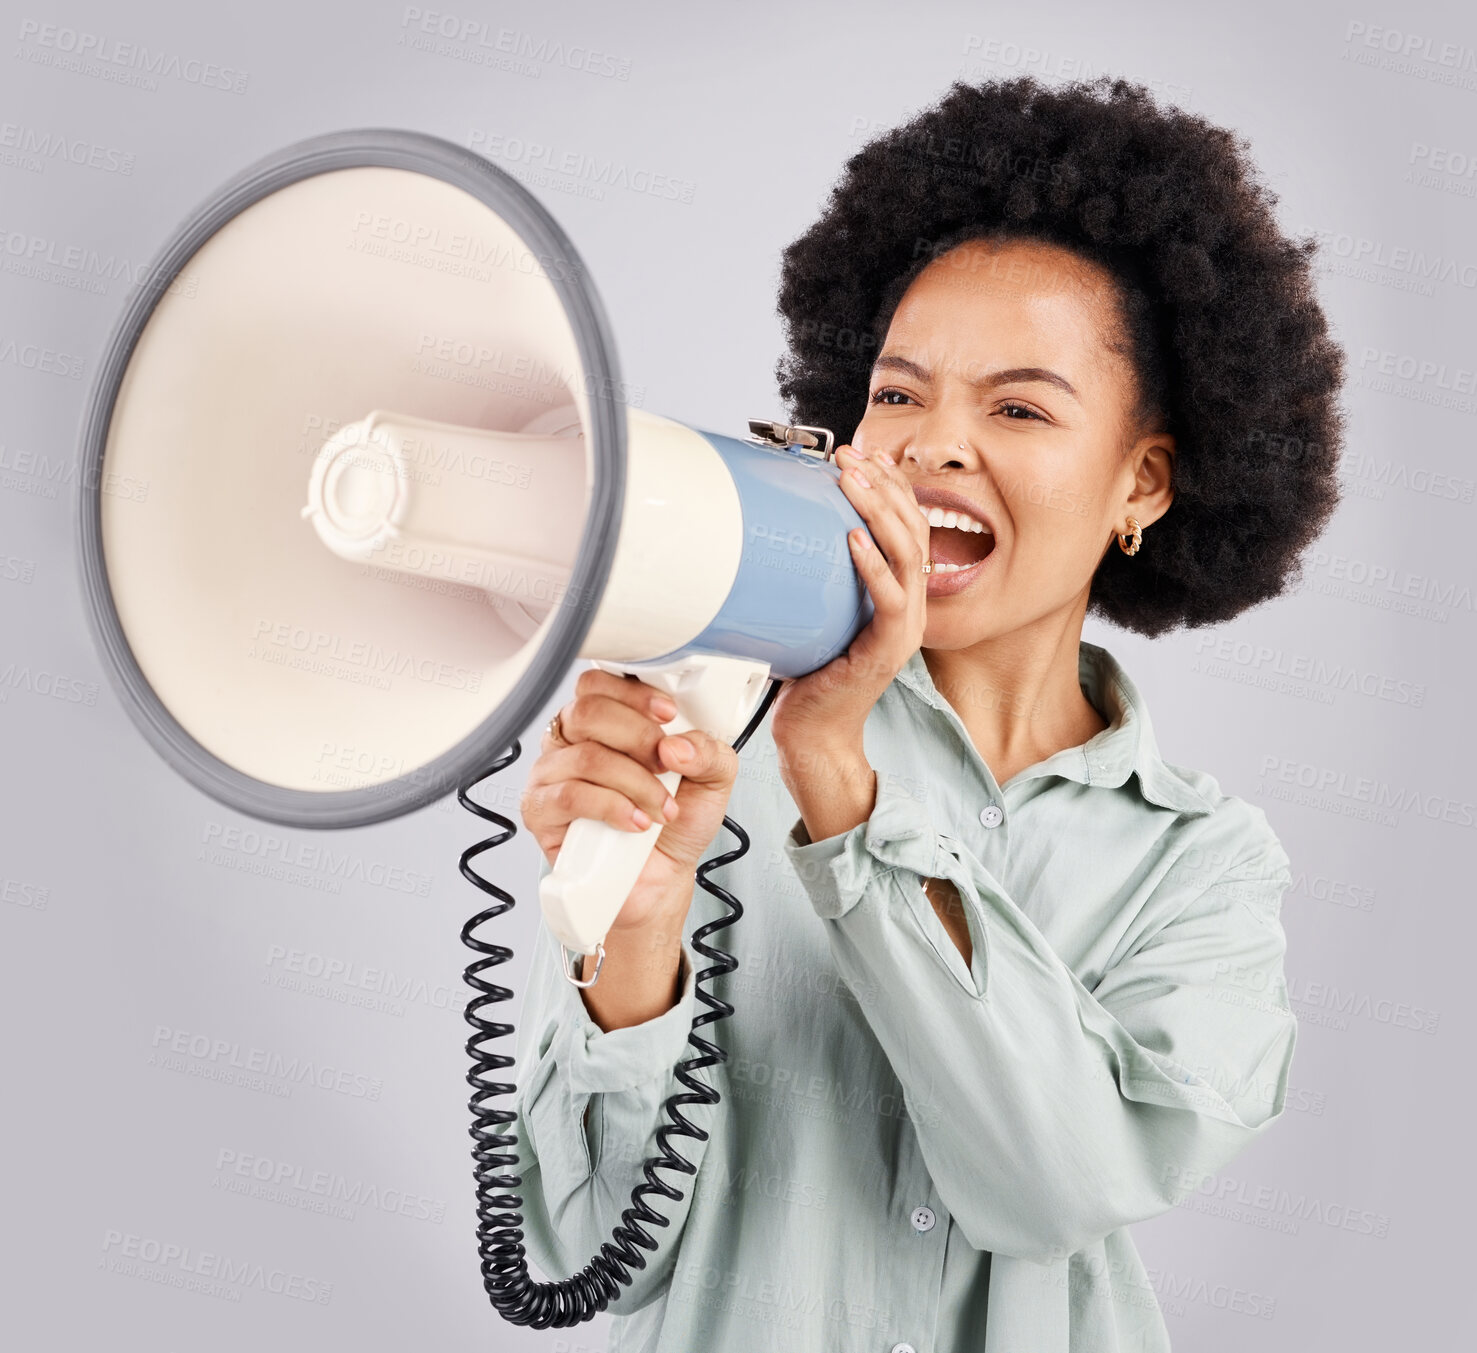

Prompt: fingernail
xmin=662 ymin=795 xmax=680 ymax=820
xmin=851 ymin=529 xmax=874 ymax=550
xmin=668 ymin=736 xmax=695 ymax=761
xmin=848 ymin=467 xmax=872 ymax=489
xmin=652 ymin=696 xmax=678 ymax=720
xmin=632 ymin=807 xmax=653 ymax=829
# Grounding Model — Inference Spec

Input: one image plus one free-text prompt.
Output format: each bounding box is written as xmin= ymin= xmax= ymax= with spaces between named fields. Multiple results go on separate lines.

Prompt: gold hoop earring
xmin=1117 ymin=517 xmax=1142 ymax=556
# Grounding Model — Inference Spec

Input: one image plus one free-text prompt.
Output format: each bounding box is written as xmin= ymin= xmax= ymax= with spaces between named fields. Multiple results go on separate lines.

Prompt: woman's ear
xmin=1122 ymin=433 xmax=1175 ymax=530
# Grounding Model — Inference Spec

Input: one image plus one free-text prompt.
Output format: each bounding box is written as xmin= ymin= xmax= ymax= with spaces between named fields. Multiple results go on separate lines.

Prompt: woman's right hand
xmin=520 ymin=667 xmax=742 ymax=934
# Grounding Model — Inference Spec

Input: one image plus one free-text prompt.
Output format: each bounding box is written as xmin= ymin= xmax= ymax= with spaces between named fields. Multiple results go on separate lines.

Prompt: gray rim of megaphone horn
xmin=75 ymin=128 xmax=627 ymax=829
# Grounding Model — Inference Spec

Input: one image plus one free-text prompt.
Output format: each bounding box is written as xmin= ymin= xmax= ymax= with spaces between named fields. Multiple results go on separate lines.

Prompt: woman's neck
xmin=921 ymin=617 xmax=1109 ymax=788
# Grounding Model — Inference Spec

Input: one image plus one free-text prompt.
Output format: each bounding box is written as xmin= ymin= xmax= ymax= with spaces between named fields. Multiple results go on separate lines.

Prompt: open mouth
xmin=926 ymin=521 xmax=996 ymax=574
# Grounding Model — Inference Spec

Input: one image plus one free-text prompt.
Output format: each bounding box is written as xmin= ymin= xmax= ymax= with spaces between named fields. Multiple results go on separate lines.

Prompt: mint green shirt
xmin=512 ymin=639 xmax=1297 ymax=1351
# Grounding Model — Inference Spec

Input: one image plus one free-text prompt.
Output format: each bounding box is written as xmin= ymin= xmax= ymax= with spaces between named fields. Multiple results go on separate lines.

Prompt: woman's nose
xmin=899 ymin=431 xmax=977 ymax=473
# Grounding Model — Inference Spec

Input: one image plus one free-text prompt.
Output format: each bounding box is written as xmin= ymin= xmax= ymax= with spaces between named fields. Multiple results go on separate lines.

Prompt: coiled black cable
xmin=457 ymin=676 xmax=783 ymax=1329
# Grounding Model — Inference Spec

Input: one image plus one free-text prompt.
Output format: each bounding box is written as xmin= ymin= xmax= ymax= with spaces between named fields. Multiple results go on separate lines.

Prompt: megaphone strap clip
xmin=746 ymin=418 xmax=836 ymax=462
xmin=560 ymin=942 xmax=605 ymax=988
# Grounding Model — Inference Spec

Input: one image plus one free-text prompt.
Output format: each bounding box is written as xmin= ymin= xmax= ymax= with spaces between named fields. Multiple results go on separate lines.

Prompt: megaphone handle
xmin=537 ymin=653 xmax=772 ymax=962
xmin=539 ymin=708 xmax=694 ymax=961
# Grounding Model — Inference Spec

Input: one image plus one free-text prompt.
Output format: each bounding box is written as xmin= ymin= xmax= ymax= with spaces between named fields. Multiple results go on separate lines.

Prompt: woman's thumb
xmin=659 ymin=729 xmax=738 ymax=789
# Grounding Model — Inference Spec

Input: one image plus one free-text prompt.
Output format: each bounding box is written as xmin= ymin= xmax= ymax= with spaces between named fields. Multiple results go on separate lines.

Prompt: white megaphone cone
xmin=78 ymin=129 xmax=873 ymax=974
xmin=74 ymin=126 xmax=877 ymax=1334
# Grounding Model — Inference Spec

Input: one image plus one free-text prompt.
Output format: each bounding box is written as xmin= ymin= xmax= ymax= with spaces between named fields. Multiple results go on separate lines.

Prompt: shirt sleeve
xmin=507 ymin=853 xmax=714 ymax=1312
xmin=783 ymin=778 xmax=1298 ymax=1265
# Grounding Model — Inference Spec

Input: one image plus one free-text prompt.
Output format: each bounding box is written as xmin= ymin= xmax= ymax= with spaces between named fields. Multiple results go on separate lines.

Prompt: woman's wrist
xmin=577 ymin=873 xmax=693 ymax=1032
xmin=578 ymin=915 xmax=685 ymax=1031
xmin=775 ymin=731 xmax=876 ymax=845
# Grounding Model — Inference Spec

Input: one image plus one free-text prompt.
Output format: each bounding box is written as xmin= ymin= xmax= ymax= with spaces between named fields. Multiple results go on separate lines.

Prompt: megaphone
xmin=75 ymin=129 xmax=872 ymax=1327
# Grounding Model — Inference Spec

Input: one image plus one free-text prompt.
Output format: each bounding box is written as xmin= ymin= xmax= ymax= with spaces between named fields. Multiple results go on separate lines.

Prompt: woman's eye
xmin=999 ymin=401 xmax=1046 ymax=421
xmin=869 ymin=387 xmax=914 ymax=406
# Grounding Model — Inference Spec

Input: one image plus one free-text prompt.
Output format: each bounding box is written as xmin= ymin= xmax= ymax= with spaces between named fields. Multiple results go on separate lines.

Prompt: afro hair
xmin=775 ymin=75 xmax=1346 ymax=637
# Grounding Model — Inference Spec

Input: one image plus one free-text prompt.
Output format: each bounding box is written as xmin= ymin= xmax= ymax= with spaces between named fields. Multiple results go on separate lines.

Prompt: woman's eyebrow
xmin=872 ymin=352 xmax=1079 ymax=400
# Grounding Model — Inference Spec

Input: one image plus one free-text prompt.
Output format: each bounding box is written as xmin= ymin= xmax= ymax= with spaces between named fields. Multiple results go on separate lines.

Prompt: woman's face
xmin=850 ymin=236 xmax=1175 ymax=652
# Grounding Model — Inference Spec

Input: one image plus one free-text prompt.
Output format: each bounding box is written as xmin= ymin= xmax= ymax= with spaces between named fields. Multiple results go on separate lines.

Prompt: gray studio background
xmin=3 ymin=0 xmax=1472 ymax=1348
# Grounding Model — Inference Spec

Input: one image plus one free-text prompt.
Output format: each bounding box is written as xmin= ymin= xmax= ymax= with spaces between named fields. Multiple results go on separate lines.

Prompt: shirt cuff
xmin=784 ymin=778 xmax=993 ymax=997
xmin=783 ymin=777 xmax=944 ymax=919
xmin=543 ymin=930 xmax=702 ymax=1097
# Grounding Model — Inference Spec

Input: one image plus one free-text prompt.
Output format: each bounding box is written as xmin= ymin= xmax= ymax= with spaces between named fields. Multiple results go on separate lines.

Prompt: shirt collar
xmin=893 ymin=639 xmax=1216 ymax=817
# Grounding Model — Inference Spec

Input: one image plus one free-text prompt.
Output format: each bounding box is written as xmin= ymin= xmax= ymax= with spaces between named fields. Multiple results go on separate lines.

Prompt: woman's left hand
xmin=769 ymin=442 xmax=930 ymax=755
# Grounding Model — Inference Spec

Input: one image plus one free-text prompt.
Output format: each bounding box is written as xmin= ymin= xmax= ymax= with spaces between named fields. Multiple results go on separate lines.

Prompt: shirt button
xmin=978 ymin=804 xmax=1004 ymax=828
xmin=891 ymin=1344 xmax=918 ymax=1353
xmin=910 ymin=1205 xmax=936 ymax=1232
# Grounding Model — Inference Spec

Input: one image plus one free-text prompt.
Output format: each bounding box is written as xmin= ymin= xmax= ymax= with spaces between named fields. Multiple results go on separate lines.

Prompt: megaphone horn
xmin=76 ymin=128 xmax=874 ymax=1331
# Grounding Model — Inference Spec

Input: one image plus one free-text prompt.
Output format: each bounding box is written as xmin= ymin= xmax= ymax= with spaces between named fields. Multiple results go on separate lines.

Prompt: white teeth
xmin=919 ymin=503 xmax=990 ymax=534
